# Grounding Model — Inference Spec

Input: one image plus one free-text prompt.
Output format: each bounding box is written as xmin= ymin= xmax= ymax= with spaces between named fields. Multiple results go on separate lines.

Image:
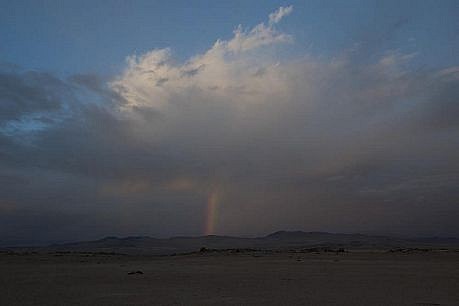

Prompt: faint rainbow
xmin=204 ymin=189 xmax=219 ymax=235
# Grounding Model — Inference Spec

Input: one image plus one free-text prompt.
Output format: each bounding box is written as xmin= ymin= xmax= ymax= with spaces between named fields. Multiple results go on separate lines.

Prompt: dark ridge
xmin=266 ymin=231 xmax=330 ymax=238
xmin=409 ymin=237 xmax=459 ymax=243
xmin=2 ymin=231 xmax=458 ymax=255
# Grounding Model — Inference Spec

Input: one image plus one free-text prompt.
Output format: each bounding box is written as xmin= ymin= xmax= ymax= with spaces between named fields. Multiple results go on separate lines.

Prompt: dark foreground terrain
xmin=1 ymin=250 xmax=458 ymax=305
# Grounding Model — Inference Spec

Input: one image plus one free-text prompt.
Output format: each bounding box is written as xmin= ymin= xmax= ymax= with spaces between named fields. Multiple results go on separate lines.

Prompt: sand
xmin=1 ymin=250 xmax=458 ymax=305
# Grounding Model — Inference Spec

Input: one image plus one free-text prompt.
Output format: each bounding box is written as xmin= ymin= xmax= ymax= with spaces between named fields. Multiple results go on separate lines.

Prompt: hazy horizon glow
xmin=1 ymin=2 xmax=458 ymax=245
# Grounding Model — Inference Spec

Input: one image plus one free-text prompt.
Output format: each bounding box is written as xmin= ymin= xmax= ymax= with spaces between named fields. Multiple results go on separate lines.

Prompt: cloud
xmin=110 ymin=8 xmax=293 ymax=110
xmin=0 ymin=70 xmax=69 ymax=122
xmin=224 ymin=22 xmax=292 ymax=53
xmin=1 ymin=6 xmax=459 ymax=242
xmin=269 ymin=5 xmax=293 ymax=25
xmin=110 ymin=11 xmax=295 ymax=111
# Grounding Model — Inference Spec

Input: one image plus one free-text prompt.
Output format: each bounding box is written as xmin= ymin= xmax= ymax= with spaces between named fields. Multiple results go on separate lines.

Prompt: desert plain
xmin=1 ymin=249 xmax=458 ymax=306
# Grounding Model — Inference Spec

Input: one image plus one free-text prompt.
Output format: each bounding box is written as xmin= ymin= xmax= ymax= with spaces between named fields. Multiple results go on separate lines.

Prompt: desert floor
xmin=1 ymin=250 xmax=458 ymax=305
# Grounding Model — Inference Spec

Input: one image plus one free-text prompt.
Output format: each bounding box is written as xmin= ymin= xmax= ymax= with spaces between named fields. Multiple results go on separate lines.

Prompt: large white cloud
xmin=111 ymin=7 xmax=293 ymax=110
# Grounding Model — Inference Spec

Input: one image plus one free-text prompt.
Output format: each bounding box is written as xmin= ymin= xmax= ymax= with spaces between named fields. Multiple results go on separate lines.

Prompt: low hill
xmin=4 ymin=231 xmax=457 ymax=255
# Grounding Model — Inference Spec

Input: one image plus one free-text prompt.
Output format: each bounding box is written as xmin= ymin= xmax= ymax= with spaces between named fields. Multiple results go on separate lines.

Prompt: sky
xmin=1 ymin=1 xmax=458 ymax=245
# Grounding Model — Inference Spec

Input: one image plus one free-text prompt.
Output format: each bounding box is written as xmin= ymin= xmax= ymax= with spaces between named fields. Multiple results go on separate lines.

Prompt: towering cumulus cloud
xmin=110 ymin=6 xmax=293 ymax=110
xmin=1 ymin=6 xmax=458 ymax=243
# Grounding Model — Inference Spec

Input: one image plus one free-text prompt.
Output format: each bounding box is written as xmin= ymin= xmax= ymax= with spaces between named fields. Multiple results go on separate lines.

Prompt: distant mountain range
xmin=3 ymin=231 xmax=458 ymax=255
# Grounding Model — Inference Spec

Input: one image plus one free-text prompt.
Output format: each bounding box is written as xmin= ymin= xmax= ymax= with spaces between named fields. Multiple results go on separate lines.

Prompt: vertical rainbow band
xmin=205 ymin=190 xmax=219 ymax=235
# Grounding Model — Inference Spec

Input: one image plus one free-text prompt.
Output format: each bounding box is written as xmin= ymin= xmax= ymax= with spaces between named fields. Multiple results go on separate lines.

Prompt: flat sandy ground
xmin=1 ymin=250 xmax=458 ymax=305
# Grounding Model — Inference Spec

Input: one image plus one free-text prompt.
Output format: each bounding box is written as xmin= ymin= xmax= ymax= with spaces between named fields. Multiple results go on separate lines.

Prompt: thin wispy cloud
xmin=269 ymin=5 xmax=293 ymax=25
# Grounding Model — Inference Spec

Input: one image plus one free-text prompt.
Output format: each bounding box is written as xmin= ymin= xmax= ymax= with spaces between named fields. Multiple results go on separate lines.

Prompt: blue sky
xmin=1 ymin=0 xmax=458 ymax=75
